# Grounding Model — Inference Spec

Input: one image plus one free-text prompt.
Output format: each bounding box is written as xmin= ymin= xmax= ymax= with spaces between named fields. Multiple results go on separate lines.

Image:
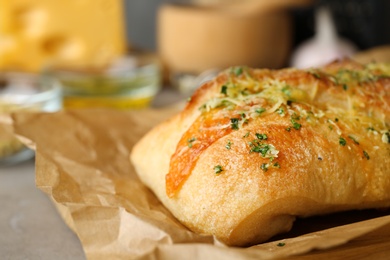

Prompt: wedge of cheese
xmin=0 ymin=0 xmax=126 ymax=72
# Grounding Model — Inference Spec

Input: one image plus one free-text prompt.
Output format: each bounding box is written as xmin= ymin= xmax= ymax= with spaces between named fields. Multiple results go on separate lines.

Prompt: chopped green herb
xmin=241 ymin=89 xmax=249 ymax=96
xmin=348 ymin=135 xmax=359 ymax=145
xmin=311 ymin=72 xmax=321 ymax=79
xmin=290 ymin=114 xmax=302 ymax=130
xmin=335 ymin=118 xmax=339 ymax=122
xmin=260 ymin=163 xmax=268 ymax=172
xmin=276 ymin=107 xmax=285 ymax=115
xmin=277 ymin=242 xmax=285 ymax=247
xmin=367 ymin=127 xmax=376 ymax=131
xmin=199 ymin=104 xmax=206 ymax=111
xmin=234 ymin=67 xmax=243 ymax=76
xmin=255 ymin=133 xmax=268 ymax=140
xmin=187 ymin=137 xmax=196 ymax=148
xmin=292 ymin=121 xmax=302 ymax=130
xmin=339 ymin=137 xmax=347 ymax=146
xmin=329 ymin=125 xmax=333 ymax=130
xmin=250 ymin=143 xmax=271 ymax=157
xmin=343 ymin=84 xmax=348 ymax=91
xmin=363 ymin=151 xmax=370 ymax=160
xmin=220 ymin=85 xmax=228 ymax=95
xmin=255 ymin=108 xmax=266 ymax=114
xmin=273 ymin=162 xmax=281 ymax=168
xmin=214 ymin=165 xmax=223 ymax=174
xmin=286 ymin=127 xmax=291 ymax=132
xmin=243 ymin=132 xmax=250 ymax=138
xmin=230 ymin=118 xmax=240 ymax=130
xmin=383 ymin=132 xmax=390 ymax=143
xmin=219 ymin=99 xmax=235 ymax=109
xmin=226 ymin=140 xmax=232 ymax=150
xmin=282 ymin=86 xmax=291 ymax=97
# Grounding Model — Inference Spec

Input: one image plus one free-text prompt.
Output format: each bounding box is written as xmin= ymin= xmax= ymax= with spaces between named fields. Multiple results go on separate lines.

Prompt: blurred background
xmin=1 ymin=0 xmax=390 ymax=108
xmin=128 ymin=0 xmax=389 ymax=93
xmin=124 ymin=0 xmax=390 ymax=71
xmin=125 ymin=0 xmax=390 ymax=58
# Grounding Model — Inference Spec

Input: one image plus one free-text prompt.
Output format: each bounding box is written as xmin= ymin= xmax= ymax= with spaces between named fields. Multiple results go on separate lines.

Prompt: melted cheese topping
xmin=166 ymin=62 xmax=390 ymax=197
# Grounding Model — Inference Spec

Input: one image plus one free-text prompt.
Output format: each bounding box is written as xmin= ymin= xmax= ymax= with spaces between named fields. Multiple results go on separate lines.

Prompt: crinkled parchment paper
xmin=8 ymin=108 xmax=390 ymax=260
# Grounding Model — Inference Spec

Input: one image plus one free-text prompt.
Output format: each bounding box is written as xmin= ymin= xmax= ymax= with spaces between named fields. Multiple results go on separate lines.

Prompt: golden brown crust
xmin=131 ymin=60 xmax=390 ymax=246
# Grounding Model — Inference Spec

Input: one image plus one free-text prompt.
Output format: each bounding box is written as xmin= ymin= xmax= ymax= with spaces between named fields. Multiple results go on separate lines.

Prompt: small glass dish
xmin=0 ymin=72 xmax=62 ymax=165
xmin=42 ymin=52 xmax=162 ymax=109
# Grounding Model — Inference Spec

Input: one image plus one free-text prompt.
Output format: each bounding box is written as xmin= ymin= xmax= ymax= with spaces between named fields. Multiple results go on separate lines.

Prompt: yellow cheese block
xmin=0 ymin=0 xmax=126 ymax=72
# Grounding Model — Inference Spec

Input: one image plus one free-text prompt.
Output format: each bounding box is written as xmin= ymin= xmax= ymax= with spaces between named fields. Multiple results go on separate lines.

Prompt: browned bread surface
xmin=131 ymin=60 xmax=390 ymax=246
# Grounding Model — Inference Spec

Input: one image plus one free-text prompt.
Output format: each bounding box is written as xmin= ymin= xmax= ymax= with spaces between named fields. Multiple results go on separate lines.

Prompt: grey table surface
xmin=0 ymin=159 xmax=85 ymax=260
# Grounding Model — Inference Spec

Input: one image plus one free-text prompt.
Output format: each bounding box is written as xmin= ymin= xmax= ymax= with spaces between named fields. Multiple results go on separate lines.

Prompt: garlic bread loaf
xmin=130 ymin=60 xmax=390 ymax=246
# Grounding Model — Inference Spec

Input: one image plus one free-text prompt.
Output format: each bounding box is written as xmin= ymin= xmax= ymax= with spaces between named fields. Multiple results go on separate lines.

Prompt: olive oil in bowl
xmin=45 ymin=53 xmax=161 ymax=109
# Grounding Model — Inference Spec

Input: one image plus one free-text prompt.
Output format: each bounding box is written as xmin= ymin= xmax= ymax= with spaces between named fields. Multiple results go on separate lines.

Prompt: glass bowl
xmin=0 ymin=72 xmax=62 ymax=165
xmin=42 ymin=52 xmax=162 ymax=109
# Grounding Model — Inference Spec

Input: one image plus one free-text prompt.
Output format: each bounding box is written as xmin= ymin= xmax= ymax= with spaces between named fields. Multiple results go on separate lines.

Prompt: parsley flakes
xmin=339 ymin=137 xmax=347 ymax=146
xmin=250 ymin=143 xmax=271 ymax=156
xmin=290 ymin=114 xmax=301 ymax=130
xmin=276 ymin=107 xmax=285 ymax=115
xmin=226 ymin=140 xmax=232 ymax=150
xmin=187 ymin=137 xmax=196 ymax=148
xmin=234 ymin=67 xmax=243 ymax=76
xmin=292 ymin=121 xmax=302 ymax=130
xmin=348 ymin=135 xmax=359 ymax=145
xmin=260 ymin=162 xmax=281 ymax=173
xmin=221 ymin=85 xmax=228 ymax=95
xmin=255 ymin=133 xmax=268 ymax=140
xmin=214 ymin=165 xmax=223 ymax=174
xmin=230 ymin=118 xmax=240 ymax=130
xmin=255 ymin=108 xmax=266 ymax=114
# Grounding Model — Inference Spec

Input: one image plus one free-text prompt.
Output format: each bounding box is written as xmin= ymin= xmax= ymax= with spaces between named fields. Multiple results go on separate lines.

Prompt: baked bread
xmin=130 ymin=60 xmax=390 ymax=246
